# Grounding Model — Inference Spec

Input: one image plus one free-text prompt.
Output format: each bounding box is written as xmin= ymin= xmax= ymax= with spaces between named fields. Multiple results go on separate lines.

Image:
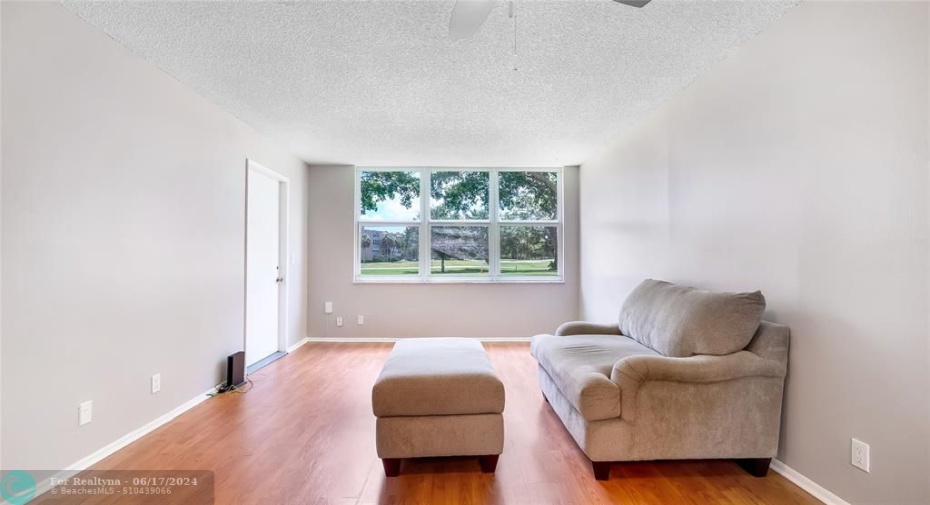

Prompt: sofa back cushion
xmin=618 ymin=279 xmax=766 ymax=357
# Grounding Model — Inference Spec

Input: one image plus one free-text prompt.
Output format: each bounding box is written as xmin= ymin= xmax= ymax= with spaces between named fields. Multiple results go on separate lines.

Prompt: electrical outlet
xmin=357 ymin=315 xmax=364 ymax=325
xmin=151 ymin=374 xmax=161 ymax=394
xmin=324 ymin=302 xmax=333 ymax=314
xmin=851 ymin=438 xmax=870 ymax=472
xmin=336 ymin=317 xmax=343 ymax=327
xmin=79 ymin=401 xmax=93 ymax=426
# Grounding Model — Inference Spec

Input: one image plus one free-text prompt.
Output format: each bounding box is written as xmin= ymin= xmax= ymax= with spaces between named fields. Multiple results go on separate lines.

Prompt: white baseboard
xmin=305 ymin=336 xmax=532 ymax=343
xmin=771 ymin=459 xmax=850 ymax=505
xmin=307 ymin=337 xmax=397 ymax=343
xmin=67 ymin=385 xmax=219 ymax=471
xmin=35 ymin=339 xmax=323 ymax=498
xmin=287 ymin=337 xmax=309 ymax=353
xmin=28 ymin=384 xmax=221 ymax=502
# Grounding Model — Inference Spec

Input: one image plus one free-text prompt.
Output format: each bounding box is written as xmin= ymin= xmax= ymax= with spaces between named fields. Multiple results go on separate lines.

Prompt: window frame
xmin=354 ymin=167 xmax=564 ymax=284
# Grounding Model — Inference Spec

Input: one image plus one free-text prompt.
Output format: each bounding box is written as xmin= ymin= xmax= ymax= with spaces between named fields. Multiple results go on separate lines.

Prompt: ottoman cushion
xmin=372 ymin=338 xmax=505 ymax=417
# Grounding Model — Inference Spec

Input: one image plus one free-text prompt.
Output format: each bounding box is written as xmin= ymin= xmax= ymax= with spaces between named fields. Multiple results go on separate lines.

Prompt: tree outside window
xmin=356 ymin=168 xmax=561 ymax=282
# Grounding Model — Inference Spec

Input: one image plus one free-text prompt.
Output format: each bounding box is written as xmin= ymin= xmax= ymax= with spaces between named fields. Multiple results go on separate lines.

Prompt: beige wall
xmin=307 ymin=165 xmax=579 ymax=338
xmin=1 ymin=2 xmax=309 ymax=469
xmin=0 ymin=0 xmax=5 ymax=472
xmin=579 ymin=2 xmax=929 ymax=504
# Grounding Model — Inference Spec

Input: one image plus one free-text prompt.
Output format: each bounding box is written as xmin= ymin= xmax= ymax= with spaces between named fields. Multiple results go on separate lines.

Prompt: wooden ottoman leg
xmin=382 ymin=458 xmax=401 ymax=477
xmin=479 ymin=454 xmax=500 ymax=473
xmin=592 ymin=461 xmax=611 ymax=481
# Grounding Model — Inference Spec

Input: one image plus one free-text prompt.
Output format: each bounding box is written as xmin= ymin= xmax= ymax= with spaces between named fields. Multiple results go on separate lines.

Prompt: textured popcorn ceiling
xmin=62 ymin=0 xmax=799 ymax=166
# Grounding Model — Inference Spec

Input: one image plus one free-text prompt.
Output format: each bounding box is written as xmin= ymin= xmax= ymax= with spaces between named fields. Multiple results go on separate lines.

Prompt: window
xmin=356 ymin=168 xmax=563 ymax=282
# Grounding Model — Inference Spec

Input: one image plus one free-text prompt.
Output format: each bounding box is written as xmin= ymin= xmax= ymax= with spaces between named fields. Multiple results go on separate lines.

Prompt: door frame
xmin=244 ymin=158 xmax=290 ymax=360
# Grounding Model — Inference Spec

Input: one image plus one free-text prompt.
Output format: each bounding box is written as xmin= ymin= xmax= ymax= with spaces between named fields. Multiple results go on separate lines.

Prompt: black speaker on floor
xmin=226 ymin=351 xmax=246 ymax=390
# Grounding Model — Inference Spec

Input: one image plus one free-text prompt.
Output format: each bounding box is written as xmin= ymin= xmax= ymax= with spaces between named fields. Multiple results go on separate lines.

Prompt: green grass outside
xmin=360 ymin=260 xmax=418 ymax=276
xmin=360 ymin=259 xmax=557 ymax=276
xmin=431 ymin=259 xmax=489 ymax=276
xmin=500 ymin=259 xmax=557 ymax=276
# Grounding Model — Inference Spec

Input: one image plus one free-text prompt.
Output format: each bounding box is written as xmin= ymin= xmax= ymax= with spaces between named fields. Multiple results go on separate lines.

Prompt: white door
xmin=246 ymin=168 xmax=281 ymax=367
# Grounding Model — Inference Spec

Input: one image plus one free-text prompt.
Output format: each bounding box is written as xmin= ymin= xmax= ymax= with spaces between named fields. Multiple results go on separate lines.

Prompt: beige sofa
xmin=531 ymin=279 xmax=789 ymax=480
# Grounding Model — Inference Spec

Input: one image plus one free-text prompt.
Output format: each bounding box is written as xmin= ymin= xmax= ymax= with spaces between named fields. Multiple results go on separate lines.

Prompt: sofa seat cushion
xmin=531 ymin=334 xmax=659 ymax=421
xmin=619 ymin=279 xmax=766 ymax=358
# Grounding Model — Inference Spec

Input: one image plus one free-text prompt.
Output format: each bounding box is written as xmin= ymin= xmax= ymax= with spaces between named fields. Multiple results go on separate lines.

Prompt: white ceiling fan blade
xmin=449 ymin=0 xmax=496 ymax=40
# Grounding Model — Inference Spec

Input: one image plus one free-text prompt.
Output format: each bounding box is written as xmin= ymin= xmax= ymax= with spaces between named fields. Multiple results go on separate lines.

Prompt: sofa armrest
xmin=555 ymin=321 xmax=621 ymax=336
xmin=610 ymin=352 xmax=786 ymax=421
xmin=746 ymin=321 xmax=790 ymax=364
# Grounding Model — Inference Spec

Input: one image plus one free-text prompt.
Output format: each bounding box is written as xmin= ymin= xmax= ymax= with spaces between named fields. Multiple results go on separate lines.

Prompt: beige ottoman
xmin=371 ymin=338 xmax=505 ymax=476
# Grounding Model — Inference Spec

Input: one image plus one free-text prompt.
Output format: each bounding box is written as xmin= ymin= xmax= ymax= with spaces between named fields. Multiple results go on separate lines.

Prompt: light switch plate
xmin=79 ymin=401 xmax=93 ymax=426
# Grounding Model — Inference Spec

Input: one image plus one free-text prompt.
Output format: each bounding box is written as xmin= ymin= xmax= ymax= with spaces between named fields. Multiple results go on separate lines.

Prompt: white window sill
xmin=353 ymin=276 xmax=565 ymax=285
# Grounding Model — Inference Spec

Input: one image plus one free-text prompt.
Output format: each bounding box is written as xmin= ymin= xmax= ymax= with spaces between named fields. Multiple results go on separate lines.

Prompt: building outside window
xmin=355 ymin=167 xmax=563 ymax=283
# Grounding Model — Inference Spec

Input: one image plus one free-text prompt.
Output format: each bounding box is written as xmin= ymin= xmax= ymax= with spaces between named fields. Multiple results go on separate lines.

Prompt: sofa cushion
xmin=531 ymin=334 xmax=659 ymax=421
xmin=618 ymin=279 xmax=766 ymax=358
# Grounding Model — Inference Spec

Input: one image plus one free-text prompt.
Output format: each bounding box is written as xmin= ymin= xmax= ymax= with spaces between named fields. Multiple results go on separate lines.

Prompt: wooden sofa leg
xmin=592 ymin=461 xmax=611 ymax=481
xmin=736 ymin=458 xmax=771 ymax=477
xmin=479 ymin=454 xmax=500 ymax=473
xmin=382 ymin=458 xmax=401 ymax=477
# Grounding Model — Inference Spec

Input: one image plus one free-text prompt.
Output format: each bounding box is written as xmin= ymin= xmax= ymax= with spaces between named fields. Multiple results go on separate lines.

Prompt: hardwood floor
xmin=59 ymin=342 xmax=820 ymax=505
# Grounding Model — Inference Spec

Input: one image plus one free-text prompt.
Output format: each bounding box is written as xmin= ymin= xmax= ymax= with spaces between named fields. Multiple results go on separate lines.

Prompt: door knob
xmin=275 ymin=277 xmax=284 ymax=283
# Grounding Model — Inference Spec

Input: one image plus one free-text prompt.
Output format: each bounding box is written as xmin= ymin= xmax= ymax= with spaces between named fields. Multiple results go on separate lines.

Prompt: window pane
xmin=359 ymin=171 xmax=421 ymax=221
xmin=360 ymin=226 xmax=419 ymax=276
xmin=499 ymin=171 xmax=558 ymax=221
xmin=430 ymin=226 xmax=489 ymax=275
xmin=430 ymin=171 xmax=489 ymax=220
xmin=500 ymin=225 xmax=559 ymax=276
